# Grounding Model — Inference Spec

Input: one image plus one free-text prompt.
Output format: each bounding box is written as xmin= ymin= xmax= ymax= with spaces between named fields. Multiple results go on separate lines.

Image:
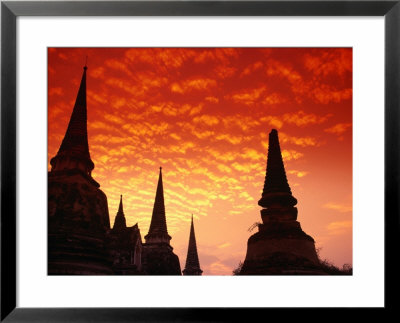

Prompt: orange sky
xmin=48 ymin=48 xmax=352 ymax=275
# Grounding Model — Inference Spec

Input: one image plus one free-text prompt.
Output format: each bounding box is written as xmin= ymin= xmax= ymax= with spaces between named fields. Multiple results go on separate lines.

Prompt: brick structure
xmin=240 ymin=129 xmax=324 ymax=275
xmin=48 ymin=65 xmax=113 ymax=275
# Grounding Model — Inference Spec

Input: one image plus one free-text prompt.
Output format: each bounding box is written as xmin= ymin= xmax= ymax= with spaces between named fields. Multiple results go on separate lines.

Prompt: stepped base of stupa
xmin=48 ymin=173 xmax=113 ymax=275
xmin=48 ymin=232 xmax=113 ymax=275
xmin=141 ymin=244 xmax=181 ymax=275
xmin=240 ymin=221 xmax=325 ymax=275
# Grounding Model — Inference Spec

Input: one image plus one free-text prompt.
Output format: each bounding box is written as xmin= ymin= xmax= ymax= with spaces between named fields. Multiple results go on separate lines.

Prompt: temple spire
xmin=258 ymin=129 xmax=297 ymax=208
xmin=183 ymin=215 xmax=202 ymax=275
xmin=50 ymin=65 xmax=95 ymax=177
xmin=113 ymin=195 xmax=126 ymax=231
xmin=145 ymin=167 xmax=171 ymax=244
xmin=118 ymin=194 xmax=124 ymax=213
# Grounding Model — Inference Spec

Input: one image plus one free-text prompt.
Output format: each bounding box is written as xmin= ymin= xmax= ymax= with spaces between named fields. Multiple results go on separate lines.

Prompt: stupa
xmin=48 ymin=65 xmax=112 ymax=275
xmin=141 ymin=168 xmax=181 ymax=275
xmin=240 ymin=129 xmax=323 ymax=275
xmin=182 ymin=215 xmax=203 ymax=275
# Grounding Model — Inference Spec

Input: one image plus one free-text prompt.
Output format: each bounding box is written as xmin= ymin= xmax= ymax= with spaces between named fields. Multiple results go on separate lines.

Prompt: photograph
xmin=47 ymin=47 xmax=352 ymax=276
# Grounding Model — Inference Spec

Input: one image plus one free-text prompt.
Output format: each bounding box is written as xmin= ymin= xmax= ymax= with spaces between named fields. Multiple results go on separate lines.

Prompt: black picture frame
xmin=1 ymin=0 xmax=399 ymax=321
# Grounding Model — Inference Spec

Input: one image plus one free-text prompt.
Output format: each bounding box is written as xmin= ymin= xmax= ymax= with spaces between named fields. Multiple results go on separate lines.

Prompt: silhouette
xmin=48 ymin=66 xmax=182 ymax=275
xmin=108 ymin=195 xmax=143 ymax=275
xmin=141 ymin=168 xmax=182 ymax=275
xmin=48 ymin=65 xmax=112 ymax=274
xmin=239 ymin=129 xmax=324 ymax=275
xmin=182 ymin=215 xmax=203 ymax=275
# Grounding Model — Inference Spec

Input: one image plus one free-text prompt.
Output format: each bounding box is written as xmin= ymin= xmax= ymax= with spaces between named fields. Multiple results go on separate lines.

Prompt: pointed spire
xmin=183 ymin=215 xmax=202 ymax=275
xmin=113 ymin=195 xmax=127 ymax=231
xmin=258 ymin=129 xmax=297 ymax=208
xmin=145 ymin=167 xmax=171 ymax=243
xmin=50 ymin=65 xmax=95 ymax=176
xmin=118 ymin=194 xmax=124 ymax=214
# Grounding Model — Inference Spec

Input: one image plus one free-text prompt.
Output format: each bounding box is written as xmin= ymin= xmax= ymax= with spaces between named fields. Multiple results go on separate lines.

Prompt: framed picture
xmin=1 ymin=0 xmax=398 ymax=320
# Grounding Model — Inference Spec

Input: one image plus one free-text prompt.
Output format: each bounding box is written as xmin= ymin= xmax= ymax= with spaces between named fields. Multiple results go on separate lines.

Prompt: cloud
xmin=171 ymin=78 xmax=217 ymax=94
xmin=323 ymin=203 xmax=352 ymax=213
xmin=261 ymin=93 xmax=286 ymax=105
xmin=207 ymin=149 xmax=237 ymax=162
xmin=90 ymin=67 xmax=105 ymax=79
xmin=230 ymin=86 xmax=266 ymax=105
xmin=266 ymin=60 xmax=302 ymax=83
xmin=327 ymin=220 xmax=352 ymax=235
xmin=304 ymin=49 xmax=352 ymax=77
xmin=125 ymin=48 xmax=197 ymax=69
xmin=324 ymin=123 xmax=352 ymax=135
xmin=194 ymin=48 xmax=239 ymax=64
xmin=169 ymin=133 xmax=181 ymax=140
xmin=215 ymin=134 xmax=244 ymax=145
xmin=260 ymin=116 xmax=283 ymax=129
xmin=214 ymin=65 xmax=237 ymax=78
xmin=49 ymin=87 xmax=63 ymax=96
xmin=241 ymin=148 xmax=264 ymax=161
xmin=281 ymin=149 xmax=304 ymax=161
xmin=312 ymin=86 xmax=352 ymax=104
xmin=58 ymin=53 xmax=67 ymax=60
xmin=279 ymin=132 xmax=318 ymax=147
xmin=168 ymin=141 xmax=195 ymax=154
xmin=217 ymin=242 xmax=231 ymax=249
xmin=231 ymin=162 xmax=260 ymax=173
xmin=287 ymin=170 xmax=309 ymax=178
xmin=240 ymin=61 xmax=263 ymax=77
xmin=205 ymin=96 xmax=219 ymax=103
xmin=193 ymin=130 xmax=215 ymax=139
xmin=193 ymin=115 xmax=220 ymax=126
xmin=217 ymin=164 xmax=232 ymax=173
xmin=222 ymin=116 xmax=260 ymax=132
xmin=105 ymin=59 xmax=131 ymax=75
xmin=283 ymin=110 xmax=331 ymax=127
xmin=207 ymin=261 xmax=234 ymax=275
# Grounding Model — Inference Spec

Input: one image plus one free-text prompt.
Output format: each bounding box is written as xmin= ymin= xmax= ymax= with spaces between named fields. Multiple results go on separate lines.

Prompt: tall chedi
xmin=240 ymin=129 xmax=323 ymax=275
xmin=182 ymin=215 xmax=203 ymax=275
xmin=48 ymin=65 xmax=112 ymax=275
xmin=141 ymin=168 xmax=181 ymax=275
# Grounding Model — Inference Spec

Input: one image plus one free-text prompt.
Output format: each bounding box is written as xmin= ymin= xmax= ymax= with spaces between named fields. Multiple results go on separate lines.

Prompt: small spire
xmin=145 ymin=167 xmax=171 ymax=243
xmin=183 ymin=215 xmax=202 ymax=275
xmin=113 ymin=194 xmax=126 ymax=231
xmin=118 ymin=195 xmax=123 ymax=213
xmin=84 ymin=56 xmax=88 ymax=70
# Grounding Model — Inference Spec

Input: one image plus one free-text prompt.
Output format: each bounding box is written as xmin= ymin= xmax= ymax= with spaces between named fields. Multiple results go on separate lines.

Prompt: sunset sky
xmin=48 ymin=48 xmax=352 ymax=275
